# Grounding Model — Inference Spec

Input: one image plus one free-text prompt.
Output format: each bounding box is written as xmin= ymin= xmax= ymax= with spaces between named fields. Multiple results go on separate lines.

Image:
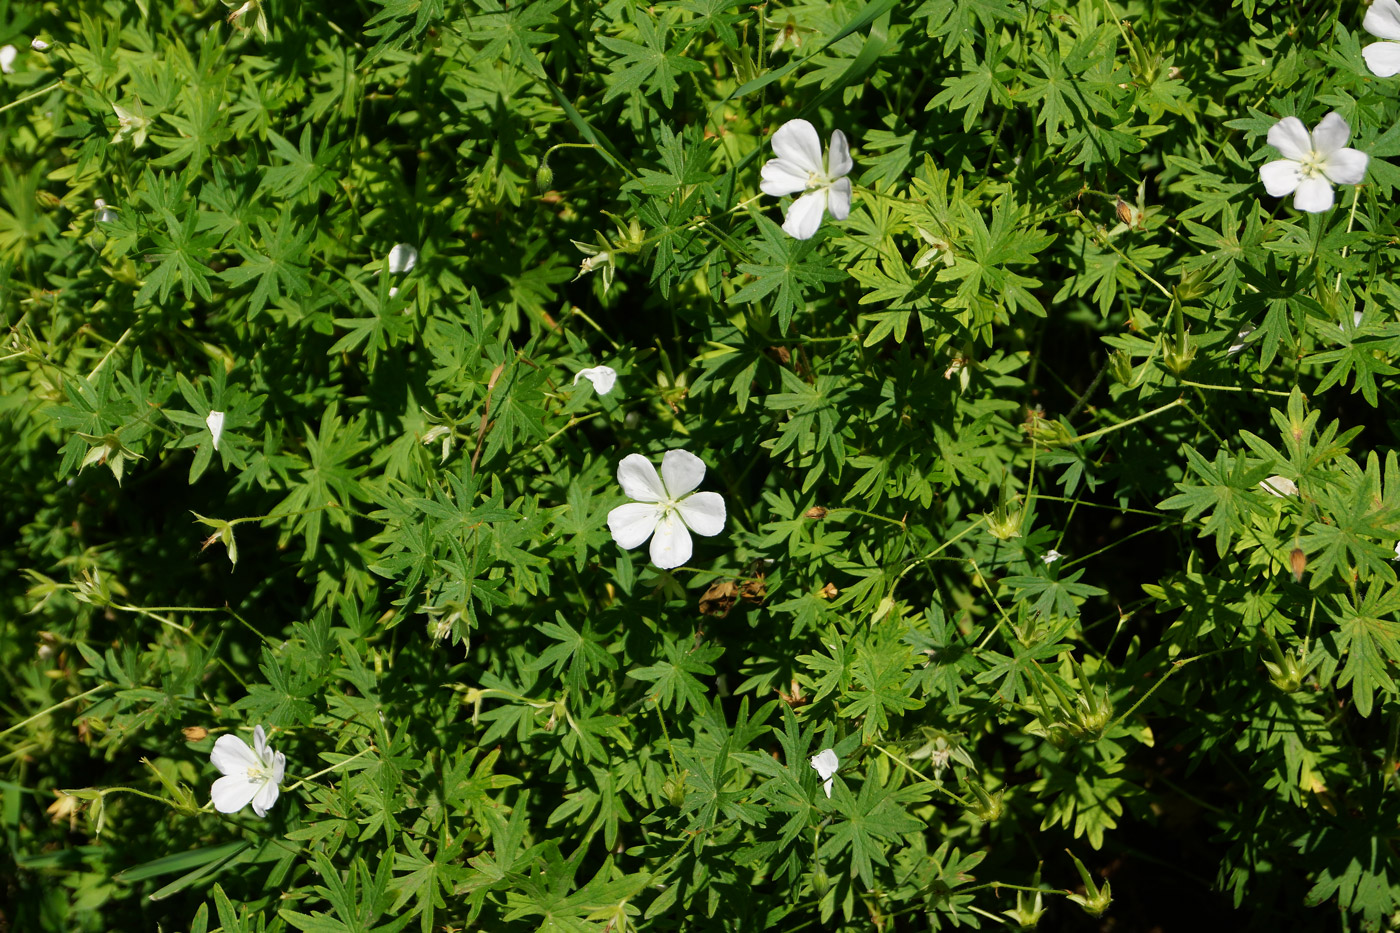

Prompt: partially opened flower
xmin=0 ymin=45 xmax=16 ymax=74
xmin=210 ymin=725 xmax=285 ymax=817
xmin=810 ymin=748 xmax=839 ymax=798
xmin=1364 ymin=0 xmax=1400 ymax=76
xmin=760 ymin=119 xmax=853 ymax=240
xmin=1259 ymin=113 xmax=1368 ymax=213
xmin=206 ymin=411 xmax=226 ymax=450
xmin=1261 ymin=475 xmax=1298 ymax=497
xmin=30 ymin=38 xmax=48 ymax=52
xmin=606 ymin=450 xmax=726 ymax=569
xmin=573 ymin=365 xmax=617 ymax=395
xmin=111 ymin=102 xmax=151 ymax=148
xmin=387 ymin=243 xmax=418 ymax=274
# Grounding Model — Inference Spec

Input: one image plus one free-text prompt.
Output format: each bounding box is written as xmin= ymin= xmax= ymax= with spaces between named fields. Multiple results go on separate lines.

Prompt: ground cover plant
xmin=6 ymin=0 xmax=1400 ymax=929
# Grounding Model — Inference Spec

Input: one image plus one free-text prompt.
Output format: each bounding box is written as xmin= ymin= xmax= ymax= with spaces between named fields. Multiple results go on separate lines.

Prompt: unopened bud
xmin=31 ymin=37 xmax=49 ymax=51
xmin=536 ymin=159 xmax=554 ymax=193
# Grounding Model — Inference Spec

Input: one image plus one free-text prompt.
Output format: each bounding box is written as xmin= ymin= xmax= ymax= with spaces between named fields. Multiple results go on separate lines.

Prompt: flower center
xmin=246 ymin=762 xmax=270 ymax=783
xmin=1299 ymin=150 xmax=1327 ymax=178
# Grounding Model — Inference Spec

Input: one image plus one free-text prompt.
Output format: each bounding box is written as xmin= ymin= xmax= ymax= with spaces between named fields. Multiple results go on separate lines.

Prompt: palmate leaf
xmin=1326 ymin=584 xmax=1400 ymax=717
xmin=819 ymin=762 xmax=927 ymax=886
xmin=727 ymin=215 xmax=845 ymax=333
xmin=1159 ymin=447 xmax=1274 ymax=556
xmin=1298 ymin=482 xmax=1399 ymax=588
xmin=219 ymin=209 xmax=314 ymax=318
xmin=844 ymin=645 xmax=925 ymax=741
xmin=628 ymin=635 xmax=724 ymax=713
xmin=597 ymin=12 xmax=705 ymax=108
xmin=974 ymin=632 xmax=1072 ymax=706
xmin=999 ymin=567 xmax=1107 ymax=620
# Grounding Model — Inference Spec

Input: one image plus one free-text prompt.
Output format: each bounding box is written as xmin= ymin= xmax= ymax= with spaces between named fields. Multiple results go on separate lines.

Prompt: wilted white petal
xmin=1259 ymin=160 xmax=1302 ymax=196
xmin=1261 ymin=475 xmax=1298 ymax=497
xmin=210 ymin=734 xmax=259 ymax=775
xmin=211 ymin=773 xmax=261 ymax=814
xmin=1366 ymin=0 xmax=1400 ymax=40
xmin=1267 ymin=117 xmax=1311 ymax=161
xmin=827 ymin=177 xmax=852 ymax=221
xmin=1364 ymin=40 xmax=1400 ymax=75
xmin=1311 ymin=112 xmax=1352 ymax=156
xmin=826 ymin=129 xmax=852 ymax=178
xmin=1043 ymin=549 xmax=1063 ymax=565
xmin=770 ymin=119 xmax=825 ymax=175
xmin=783 ymin=190 xmax=828 ymax=240
xmin=810 ymin=748 xmax=839 ymax=798
xmin=660 ymin=449 xmax=707 ymax=498
xmin=649 ymin=512 xmax=692 ymax=569
xmin=1322 ymin=148 xmax=1368 ymax=186
xmin=573 ymin=365 xmax=617 ymax=395
xmin=607 ymin=502 xmax=661 ymax=549
xmin=617 ymin=453 xmax=666 ymax=502
xmin=206 ymin=411 xmax=226 ymax=450
xmin=387 ymin=243 xmax=418 ymax=274
xmin=676 ymin=491 xmax=726 ymax=537
xmin=0 ymin=45 xmax=16 ymax=74
xmin=761 ymin=159 xmax=813 ymax=197
xmin=1292 ymin=176 xmax=1335 ymax=212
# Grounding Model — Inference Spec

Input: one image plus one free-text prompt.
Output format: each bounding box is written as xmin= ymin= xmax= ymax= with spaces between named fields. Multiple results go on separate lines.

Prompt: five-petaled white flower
xmin=0 ymin=45 xmax=16 ymax=74
xmin=206 ymin=411 xmax=226 ymax=450
xmin=810 ymin=748 xmax=839 ymax=798
xmin=1364 ymin=0 xmax=1400 ymax=76
xmin=1259 ymin=113 xmax=1368 ymax=213
xmin=607 ymin=450 xmax=726 ymax=569
xmin=210 ymin=725 xmax=285 ymax=817
xmin=760 ymin=119 xmax=853 ymax=240
xmin=573 ymin=365 xmax=617 ymax=395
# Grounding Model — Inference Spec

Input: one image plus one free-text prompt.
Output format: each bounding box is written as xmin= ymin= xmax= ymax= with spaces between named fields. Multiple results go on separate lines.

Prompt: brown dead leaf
xmin=699 ymin=579 xmax=738 ymax=617
xmin=818 ymin=582 xmax=838 ymax=599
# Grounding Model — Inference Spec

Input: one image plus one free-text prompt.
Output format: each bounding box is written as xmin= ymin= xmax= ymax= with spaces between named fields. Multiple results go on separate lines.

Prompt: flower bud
xmin=31 ymin=37 xmax=49 ymax=51
xmin=1065 ymin=851 xmax=1112 ymax=917
xmin=536 ymin=159 xmax=554 ymax=193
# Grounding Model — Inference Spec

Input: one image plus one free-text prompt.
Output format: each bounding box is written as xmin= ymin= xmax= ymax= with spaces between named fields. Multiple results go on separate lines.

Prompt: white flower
xmin=209 ymin=725 xmax=285 ymax=817
xmin=573 ymin=365 xmax=617 ymax=395
xmin=606 ymin=450 xmax=726 ymax=569
xmin=387 ymin=243 xmax=418 ymax=274
xmin=1364 ymin=0 xmax=1400 ymax=76
xmin=30 ymin=38 xmax=48 ymax=52
xmin=1259 ymin=113 xmax=1368 ymax=213
xmin=1043 ymin=549 xmax=1063 ymax=566
xmin=759 ymin=119 xmax=853 ymax=240
xmin=1261 ymin=475 xmax=1298 ymax=497
xmin=94 ymin=198 xmax=117 ymax=224
xmin=206 ymin=411 xmax=226 ymax=450
xmin=1393 ymin=541 xmax=1400 ymax=562
xmin=809 ymin=748 xmax=839 ymax=798
xmin=0 ymin=45 xmax=16 ymax=74
xmin=111 ymin=102 xmax=151 ymax=148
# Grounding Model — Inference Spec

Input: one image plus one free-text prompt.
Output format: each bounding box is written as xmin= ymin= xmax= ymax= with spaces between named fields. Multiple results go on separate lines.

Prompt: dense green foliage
xmin=6 ymin=0 xmax=1400 ymax=930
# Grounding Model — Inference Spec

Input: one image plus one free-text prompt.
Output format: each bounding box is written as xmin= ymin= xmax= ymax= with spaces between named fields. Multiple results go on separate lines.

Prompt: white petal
xmin=1311 ymin=112 xmax=1352 ymax=156
xmin=1394 ymin=541 xmax=1400 ymax=562
xmin=250 ymin=779 xmax=279 ymax=818
xmin=770 ymin=119 xmax=825 ymax=175
xmin=252 ymin=725 xmax=268 ymax=762
xmin=1365 ymin=40 xmax=1400 ymax=75
xmin=826 ymin=129 xmax=852 ymax=179
xmin=676 ymin=491 xmax=726 ymax=537
xmin=210 ymin=773 xmax=261 ymax=814
xmin=1322 ymin=147 xmax=1368 ymax=186
xmin=210 ymin=734 xmax=259 ymax=775
xmin=660 ymin=449 xmax=706 ymax=498
xmin=1267 ymin=117 xmax=1312 ymax=161
xmin=782 ymin=190 xmax=828 ymax=240
xmin=1259 ymin=160 xmax=1302 ymax=196
xmin=608 ymin=502 xmax=661 ymax=549
xmin=1366 ymin=0 xmax=1400 ymax=40
xmin=206 ymin=411 xmax=225 ymax=450
xmin=572 ymin=365 xmax=617 ymax=394
xmin=0 ymin=45 xmax=15 ymax=74
xmin=1043 ymin=549 xmax=1063 ymax=565
xmin=810 ymin=748 xmax=839 ymax=781
xmin=760 ymin=158 xmax=814 ymax=197
xmin=826 ymin=177 xmax=851 ymax=221
xmin=1355 ymin=310 xmax=1365 ymax=327
xmin=30 ymin=38 xmax=48 ymax=51
xmin=1261 ymin=475 xmax=1298 ymax=497
xmin=649 ymin=512 xmax=693 ymax=569
xmin=387 ymin=243 xmax=418 ymax=274
xmin=1293 ymin=176 xmax=1335 ymax=212
xmin=272 ymin=750 xmax=286 ymax=784
xmin=617 ymin=453 xmax=665 ymax=502
xmin=822 ymin=777 xmax=834 ymax=797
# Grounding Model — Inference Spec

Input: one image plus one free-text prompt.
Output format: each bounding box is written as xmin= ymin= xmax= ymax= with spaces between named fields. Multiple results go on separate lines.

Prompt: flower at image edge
xmin=606 ymin=450 xmax=726 ymax=569
xmin=1363 ymin=0 xmax=1400 ymax=76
